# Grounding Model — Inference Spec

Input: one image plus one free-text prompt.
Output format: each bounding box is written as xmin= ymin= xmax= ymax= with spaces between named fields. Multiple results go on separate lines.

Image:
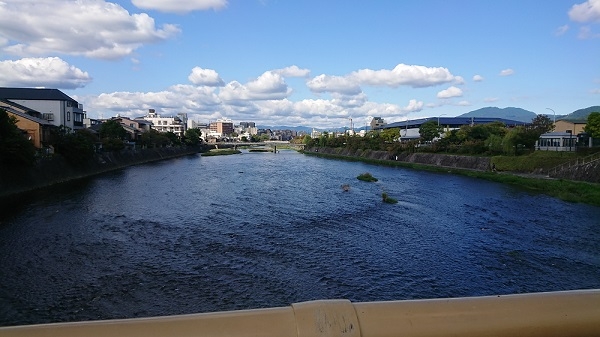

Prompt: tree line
xmin=299 ymin=114 xmax=600 ymax=156
xmin=0 ymin=109 xmax=203 ymax=169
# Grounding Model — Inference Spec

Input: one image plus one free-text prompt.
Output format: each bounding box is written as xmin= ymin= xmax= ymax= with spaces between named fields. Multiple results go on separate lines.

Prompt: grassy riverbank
xmin=303 ymin=151 xmax=600 ymax=207
xmin=201 ymin=149 xmax=242 ymax=156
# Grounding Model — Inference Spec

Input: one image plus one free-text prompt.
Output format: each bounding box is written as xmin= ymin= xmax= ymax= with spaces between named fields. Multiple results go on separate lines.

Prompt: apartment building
xmin=140 ymin=109 xmax=187 ymax=137
xmin=210 ymin=118 xmax=234 ymax=136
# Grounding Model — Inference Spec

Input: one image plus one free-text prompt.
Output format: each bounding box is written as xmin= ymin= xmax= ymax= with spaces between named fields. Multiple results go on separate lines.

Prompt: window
xmin=67 ymin=111 xmax=71 ymax=121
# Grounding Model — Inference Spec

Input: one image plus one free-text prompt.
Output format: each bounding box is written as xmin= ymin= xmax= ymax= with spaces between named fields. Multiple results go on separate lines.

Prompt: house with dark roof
xmin=0 ymin=99 xmax=54 ymax=148
xmin=0 ymin=87 xmax=85 ymax=130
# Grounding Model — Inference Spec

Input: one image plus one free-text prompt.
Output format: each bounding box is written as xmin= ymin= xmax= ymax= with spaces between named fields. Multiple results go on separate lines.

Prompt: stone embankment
xmin=0 ymin=146 xmax=203 ymax=198
xmin=308 ymin=147 xmax=492 ymax=171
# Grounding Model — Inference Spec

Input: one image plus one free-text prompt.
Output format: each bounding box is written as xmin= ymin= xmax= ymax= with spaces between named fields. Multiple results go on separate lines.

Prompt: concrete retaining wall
xmin=0 ymin=146 xmax=201 ymax=198
xmin=309 ymin=147 xmax=492 ymax=171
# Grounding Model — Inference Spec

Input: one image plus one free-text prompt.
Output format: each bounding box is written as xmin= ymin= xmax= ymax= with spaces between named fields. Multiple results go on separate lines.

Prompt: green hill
xmin=558 ymin=106 xmax=600 ymax=122
xmin=458 ymin=107 xmax=537 ymax=122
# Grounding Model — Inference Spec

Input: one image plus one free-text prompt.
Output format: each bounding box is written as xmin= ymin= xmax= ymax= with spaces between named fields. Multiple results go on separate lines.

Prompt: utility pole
xmin=546 ymin=108 xmax=556 ymax=124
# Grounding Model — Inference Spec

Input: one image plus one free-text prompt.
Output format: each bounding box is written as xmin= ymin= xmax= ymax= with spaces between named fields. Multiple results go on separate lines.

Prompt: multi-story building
xmin=370 ymin=117 xmax=386 ymax=130
xmin=210 ymin=118 xmax=234 ymax=136
xmin=0 ymin=99 xmax=53 ymax=148
xmin=0 ymin=87 xmax=86 ymax=130
xmin=139 ymin=109 xmax=187 ymax=137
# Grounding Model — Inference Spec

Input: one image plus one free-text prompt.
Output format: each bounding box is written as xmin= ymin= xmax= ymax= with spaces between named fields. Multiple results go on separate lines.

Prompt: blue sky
xmin=0 ymin=0 xmax=599 ymax=128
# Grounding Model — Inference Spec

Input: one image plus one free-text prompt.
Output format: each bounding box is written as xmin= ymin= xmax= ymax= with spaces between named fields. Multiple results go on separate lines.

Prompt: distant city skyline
xmin=0 ymin=0 xmax=599 ymax=128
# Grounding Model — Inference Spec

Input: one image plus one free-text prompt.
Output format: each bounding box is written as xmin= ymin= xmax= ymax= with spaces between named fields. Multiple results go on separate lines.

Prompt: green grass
xmin=357 ymin=172 xmax=378 ymax=182
xmin=201 ymin=149 xmax=242 ymax=156
xmin=382 ymin=192 xmax=398 ymax=204
xmin=492 ymin=151 xmax=578 ymax=173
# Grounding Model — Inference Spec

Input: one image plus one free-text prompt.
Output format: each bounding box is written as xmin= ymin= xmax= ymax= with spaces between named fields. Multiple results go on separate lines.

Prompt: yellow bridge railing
xmin=1 ymin=289 xmax=599 ymax=337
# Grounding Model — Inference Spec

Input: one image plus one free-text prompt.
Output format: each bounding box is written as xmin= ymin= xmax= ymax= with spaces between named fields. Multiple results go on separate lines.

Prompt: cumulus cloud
xmin=307 ymin=74 xmax=362 ymax=95
xmin=132 ymin=0 xmax=227 ymax=14
xmin=499 ymin=69 xmax=515 ymax=76
xmin=401 ymin=99 xmax=424 ymax=112
xmin=0 ymin=57 xmax=92 ymax=89
xmin=331 ymin=93 xmax=368 ymax=108
xmin=85 ymin=84 xmax=222 ymax=117
xmin=473 ymin=75 xmax=484 ymax=82
xmin=219 ymin=71 xmax=292 ymax=103
xmin=0 ymin=0 xmax=180 ymax=59
xmin=352 ymin=63 xmax=456 ymax=88
xmin=188 ymin=67 xmax=225 ymax=87
xmin=569 ymin=0 xmax=600 ymax=22
xmin=437 ymin=86 xmax=463 ymax=99
xmin=484 ymin=97 xmax=499 ymax=103
xmin=457 ymin=101 xmax=471 ymax=106
xmin=273 ymin=65 xmax=311 ymax=78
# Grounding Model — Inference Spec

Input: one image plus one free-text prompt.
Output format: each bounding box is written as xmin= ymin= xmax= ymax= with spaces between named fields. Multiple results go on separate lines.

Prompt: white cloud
xmin=437 ymin=86 xmax=463 ymax=99
xmin=307 ymin=74 xmax=362 ymax=95
xmin=86 ymin=85 xmax=222 ymax=117
xmin=457 ymin=101 xmax=471 ymax=106
xmin=274 ymin=65 xmax=311 ymax=78
xmin=484 ymin=97 xmax=499 ymax=103
xmin=0 ymin=57 xmax=92 ymax=89
xmin=401 ymin=99 xmax=424 ymax=112
xmin=0 ymin=0 xmax=180 ymax=59
xmin=473 ymin=75 xmax=484 ymax=82
xmin=569 ymin=0 xmax=600 ymax=23
xmin=591 ymin=88 xmax=600 ymax=94
xmin=352 ymin=63 xmax=456 ymax=88
xmin=499 ymin=69 xmax=515 ymax=76
xmin=188 ymin=67 xmax=225 ymax=86
xmin=454 ymin=76 xmax=465 ymax=85
xmin=330 ymin=93 xmax=368 ymax=108
xmin=555 ymin=25 xmax=570 ymax=36
xmin=577 ymin=26 xmax=600 ymax=39
xmin=132 ymin=0 xmax=227 ymax=14
xmin=219 ymin=71 xmax=292 ymax=103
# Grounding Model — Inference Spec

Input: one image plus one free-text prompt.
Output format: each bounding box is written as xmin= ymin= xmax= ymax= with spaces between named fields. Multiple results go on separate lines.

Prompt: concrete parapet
xmin=1 ymin=290 xmax=599 ymax=337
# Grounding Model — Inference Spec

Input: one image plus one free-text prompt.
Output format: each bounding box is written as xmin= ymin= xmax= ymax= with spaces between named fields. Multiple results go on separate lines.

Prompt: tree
xmin=0 ymin=108 xmax=36 ymax=168
xmin=184 ymin=128 xmax=201 ymax=146
xmin=164 ymin=131 xmax=180 ymax=145
xmin=530 ymin=114 xmax=554 ymax=135
xmin=140 ymin=129 xmax=170 ymax=148
xmin=99 ymin=119 xmax=128 ymax=140
xmin=584 ymin=112 xmax=600 ymax=138
xmin=419 ymin=120 xmax=442 ymax=142
xmin=381 ymin=128 xmax=400 ymax=142
xmin=51 ymin=126 xmax=95 ymax=165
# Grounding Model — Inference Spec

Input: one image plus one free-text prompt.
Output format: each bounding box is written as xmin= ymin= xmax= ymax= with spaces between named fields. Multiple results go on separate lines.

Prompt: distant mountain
xmin=558 ymin=106 xmax=600 ymax=122
xmin=458 ymin=107 xmax=537 ymax=123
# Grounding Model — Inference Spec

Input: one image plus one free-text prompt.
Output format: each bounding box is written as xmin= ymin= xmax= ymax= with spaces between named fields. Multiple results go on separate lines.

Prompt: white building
xmin=140 ymin=109 xmax=187 ymax=137
xmin=0 ymin=87 xmax=86 ymax=130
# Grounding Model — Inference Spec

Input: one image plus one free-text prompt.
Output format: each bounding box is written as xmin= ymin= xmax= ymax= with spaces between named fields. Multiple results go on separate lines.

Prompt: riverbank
xmin=302 ymin=147 xmax=600 ymax=207
xmin=0 ymin=145 xmax=206 ymax=199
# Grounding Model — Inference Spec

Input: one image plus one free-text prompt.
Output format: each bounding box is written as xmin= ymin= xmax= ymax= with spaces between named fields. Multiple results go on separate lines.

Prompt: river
xmin=1 ymin=150 xmax=599 ymax=326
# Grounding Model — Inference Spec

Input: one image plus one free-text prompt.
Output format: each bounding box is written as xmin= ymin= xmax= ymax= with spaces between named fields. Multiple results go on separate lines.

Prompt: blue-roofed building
xmin=383 ymin=116 xmax=528 ymax=140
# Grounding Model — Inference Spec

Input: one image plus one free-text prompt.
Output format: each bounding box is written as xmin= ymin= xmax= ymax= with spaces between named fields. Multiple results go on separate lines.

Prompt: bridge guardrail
xmin=1 ymin=289 xmax=599 ymax=337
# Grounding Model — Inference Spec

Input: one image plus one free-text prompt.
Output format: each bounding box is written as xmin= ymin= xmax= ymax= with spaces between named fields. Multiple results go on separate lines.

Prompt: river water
xmin=1 ymin=150 xmax=599 ymax=326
